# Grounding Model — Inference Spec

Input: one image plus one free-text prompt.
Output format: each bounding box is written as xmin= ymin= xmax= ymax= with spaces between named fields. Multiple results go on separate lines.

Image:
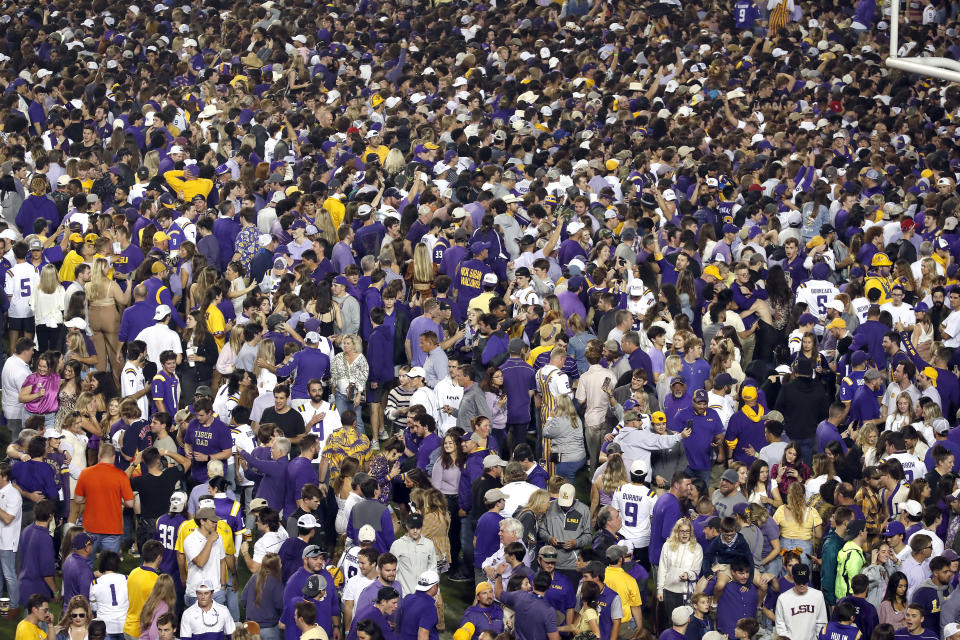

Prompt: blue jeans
xmin=794 ymin=438 xmax=815 ymax=467
xmin=90 ymin=533 xmax=122 ymax=565
xmin=258 ymin=626 xmax=282 ymax=640
xmin=334 ymin=392 xmax=363 ymax=434
xmin=184 ymin=589 xmax=227 ymax=608
xmin=460 ymin=517 xmax=475 ymax=575
xmin=686 ymin=467 xmax=711 ymax=487
xmin=26 ymin=411 xmax=55 ymax=430
xmin=0 ymin=549 xmax=17 ymax=606
xmin=781 ymin=537 xmax=813 ymax=563
xmin=554 ymin=458 xmax=585 ymax=483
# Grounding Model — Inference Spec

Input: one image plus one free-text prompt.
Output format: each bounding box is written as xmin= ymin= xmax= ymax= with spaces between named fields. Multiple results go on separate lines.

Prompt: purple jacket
xmin=240 ymin=449 xmax=288 ymax=508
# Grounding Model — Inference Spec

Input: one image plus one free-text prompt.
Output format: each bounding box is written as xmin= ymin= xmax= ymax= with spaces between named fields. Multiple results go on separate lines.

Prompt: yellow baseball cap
xmin=153 ymin=231 xmax=170 ymax=243
xmin=871 ymin=252 xmax=892 ymax=267
xmin=151 ymin=261 xmax=168 ymax=274
xmin=605 ymin=159 xmax=620 ymax=171
xmin=741 ymin=386 xmax=758 ymax=401
xmin=806 ymin=236 xmax=824 ymax=249
xmin=69 ymin=232 xmax=84 ymax=243
xmin=703 ymin=264 xmax=722 ymax=280
xmin=84 ymin=233 xmax=99 ymax=244
xmin=651 ymin=411 xmax=666 ymax=424
xmin=826 ymin=318 xmax=846 ymax=330
xmin=922 ymin=366 xmax=938 ymax=383
xmin=371 ymin=94 xmax=384 ymax=107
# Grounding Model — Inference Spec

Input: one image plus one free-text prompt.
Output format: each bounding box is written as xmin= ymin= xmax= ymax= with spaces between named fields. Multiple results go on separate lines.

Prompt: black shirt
xmin=260 ymin=407 xmax=305 ymax=440
xmin=131 ymin=466 xmax=186 ymax=519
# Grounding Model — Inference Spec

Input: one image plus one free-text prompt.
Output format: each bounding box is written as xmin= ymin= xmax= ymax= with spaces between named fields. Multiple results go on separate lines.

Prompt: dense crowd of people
xmin=1 ymin=0 xmax=960 ymax=639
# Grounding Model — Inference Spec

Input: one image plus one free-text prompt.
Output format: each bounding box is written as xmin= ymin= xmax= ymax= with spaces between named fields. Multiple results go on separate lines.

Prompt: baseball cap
xmin=798 ymin=312 xmax=819 ymax=326
xmin=302 ymin=573 xmax=327 ymax=597
xmin=42 ymin=428 xmax=61 ymax=439
xmin=416 ymin=570 xmax=440 ymax=591
xmin=850 ymin=351 xmax=869 ymax=366
xmin=741 ymin=386 xmax=758 ymax=401
xmin=902 ymin=500 xmax=922 ymax=517
xmin=944 ymin=623 xmax=960 ymax=639
xmin=825 ymin=318 xmax=846 ymax=330
xmin=302 ymin=545 xmax=324 ymax=559
xmin=407 ymin=366 xmax=425 ymax=378
xmin=407 ymin=513 xmax=424 ymax=529
xmin=72 ymin=532 xmax=94 ymax=549
xmin=670 ymin=376 xmax=687 ymax=386
xmin=672 ymin=605 xmax=694 ymax=626
xmin=358 ymin=525 xmax=377 ymax=542
xmin=933 ymin=418 xmax=951 ymax=434
xmin=508 ymin=338 xmax=526 ymax=354
xmin=605 ymin=545 xmax=627 ymax=563
xmin=196 ymin=507 xmax=220 ymax=522
xmin=882 ymin=521 xmax=906 ymax=537
xmin=721 ymin=468 xmax=739 ymax=484
xmin=249 ymin=498 xmax=269 ymax=511
xmin=297 ymin=514 xmax=323 ymax=528
xmin=483 ymin=454 xmax=507 ymax=469
xmin=153 ymin=304 xmax=172 ymax=320
xmin=863 ymin=368 xmax=883 ymax=382
xmin=65 ymin=318 xmax=87 ymax=330
xmin=714 ymin=372 xmax=735 ymax=388
xmin=630 ymin=459 xmax=650 ymax=478
xmin=826 ymin=299 xmax=845 ymax=313
xmin=792 ymin=563 xmax=811 ymax=584
xmin=693 ymin=389 xmax=707 ymax=402
xmin=651 ymin=411 xmax=666 ymax=424
xmin=558 ymin=483 xmax=576 ymax=507
xmin=484 ymin=488 xmax=507 ymax=503
xmin=922 ymin=366 xmax=939 ymax=383
xmin=482 ymin=272 xmax=498 ymax=285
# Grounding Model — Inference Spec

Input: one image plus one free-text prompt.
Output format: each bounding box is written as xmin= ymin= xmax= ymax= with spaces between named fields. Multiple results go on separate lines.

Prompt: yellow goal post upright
xmin=886 ymin=0 xmax=960 ymax=82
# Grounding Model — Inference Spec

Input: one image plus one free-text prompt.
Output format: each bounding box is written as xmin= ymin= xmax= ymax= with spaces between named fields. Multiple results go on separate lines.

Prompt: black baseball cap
xmin=792 ymin=563 xmax=810 ymax=584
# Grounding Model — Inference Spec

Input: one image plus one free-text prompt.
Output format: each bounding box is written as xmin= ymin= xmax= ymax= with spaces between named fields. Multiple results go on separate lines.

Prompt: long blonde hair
xmin=786 ymin=482 xmax=807 ymax=524
xmin=413 ymin=243 xmax=434 ymax=282
xmin=139 ymin=574 xmax=176 ymax=630
xmin=666 ymin=518 xmax=698 ymax=552
xmin=85 ymin=257 xmax=113 ymax=301
xmin=601 ymin=454 xmax=628 ymax=495
xmin=227 ymin=325 xmax=244 ymax=354
xmin=522 ymin=489 xmax=551 ymax=518
xmin=551 ymin=395 xmax=580 ymax=424
xmin=38 ymin=263 xmax=60 ymax=295
xmin=663 ymin=354 xmax=683 ymax=379
xmin=253 ymin=339 xmax=275 ymax=377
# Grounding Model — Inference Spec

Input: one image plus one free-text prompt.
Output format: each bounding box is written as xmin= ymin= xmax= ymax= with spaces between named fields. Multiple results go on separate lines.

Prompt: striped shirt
xmin=385 ymin=385 xmax=415 ymax=432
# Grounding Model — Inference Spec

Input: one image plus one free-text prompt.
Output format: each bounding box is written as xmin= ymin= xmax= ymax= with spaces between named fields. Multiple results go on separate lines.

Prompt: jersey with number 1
xmin=610 ymin=482 xmax=658 ymax=548
xmin=5 ymin=262 xmax=39 ymax=318
xmin=795 ymin=279 xmax=839 ymax=317
xmin=89 ymin=572 xmax=129 ymax=634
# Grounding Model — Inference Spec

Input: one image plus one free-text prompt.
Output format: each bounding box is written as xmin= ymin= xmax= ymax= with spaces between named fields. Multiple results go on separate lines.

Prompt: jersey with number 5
xmin=610 ymin=483 xmax=658 ymax=547
xmin=89 ymin=572 xmax=129 ymax=634
xmin=5 ymin=262 xmax=39 ymax=319
xmin=795 ymin=280 xmax=839 ymax=317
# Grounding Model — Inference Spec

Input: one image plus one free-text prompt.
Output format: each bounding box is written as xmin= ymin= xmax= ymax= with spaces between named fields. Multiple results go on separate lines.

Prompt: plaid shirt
xmin=856 ymin=485 xmax=885 ymax=536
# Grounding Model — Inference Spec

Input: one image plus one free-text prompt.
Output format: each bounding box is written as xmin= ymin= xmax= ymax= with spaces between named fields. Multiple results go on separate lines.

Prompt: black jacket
xmin=774 ymin=376 xmax=829 ymax=439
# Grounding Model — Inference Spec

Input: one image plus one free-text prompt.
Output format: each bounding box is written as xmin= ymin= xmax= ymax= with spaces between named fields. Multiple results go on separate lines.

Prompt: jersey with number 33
xmin=610 ymin=483 xmax=658 ymax=548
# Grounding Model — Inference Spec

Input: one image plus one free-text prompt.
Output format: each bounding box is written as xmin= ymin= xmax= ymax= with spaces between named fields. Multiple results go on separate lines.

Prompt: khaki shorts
xmin=713 ymin=564 xmax=732 ymax=581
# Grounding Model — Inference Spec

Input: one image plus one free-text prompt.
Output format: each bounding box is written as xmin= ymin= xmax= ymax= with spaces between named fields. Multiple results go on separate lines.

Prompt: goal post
xmin=886 ymin=0 xmax=960 ymax=82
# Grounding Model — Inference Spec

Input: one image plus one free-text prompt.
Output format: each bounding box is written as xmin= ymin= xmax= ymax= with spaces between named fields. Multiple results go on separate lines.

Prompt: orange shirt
xmin=74 ymin=462 xmax=134 ymax=535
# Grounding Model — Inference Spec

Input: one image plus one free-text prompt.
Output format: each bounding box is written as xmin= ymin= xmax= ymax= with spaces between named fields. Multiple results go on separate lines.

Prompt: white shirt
xmin=89 ymin=572 xmax=129 ymax=634
xmin=184 ymin=528 xmax=226 ymax=596
xmin=0 ymin=482 xmax=21 ymax=551
xmin=253 ymin=529 xmax=289 ymax=563
xmin=338 ymin=545 xmax=364 ymax=586
xmin=610 ymin=482 xmax=658 ymax=547
xmin=881 ymin=301 xmax=916 ymax=327
xmin=884 ymin=451 xmax=927 ymax=483
xmin=706 ymin=391 xmax=736 ymax=428
xmin=180 ymin=601 xmax=236 ymax=639
xmin=943 ymin=309 xmax=960 ymax=348
xmin=136 ymin=323 xmax=184 ymax=367
xmin=433 ymin=377 xmax=463 ymax=436
xmin=410 ymin=386 xmax=441 ymax=424
xmin=882 ymin=382 xmax=921 ymax=417
xmin=337 ymin=491 xmax=363 ymax=537
xmin=292 ymin=399 xmax=342 ymax=456
xmin=1 ymin=355 xmax=31 ymax=420
xmin=121 ymin=361 xmax=149 ymax=419
xmin=231 ymin=423 xmax=256 ymax=487
xmin=795 ymin=279 xmax=839 ymax=316
xmin=501 ymin=481 xmax=539 ymax=517
xmin=902 ymin=529 xmax=945 ymax=562
xmin=775 ymin=586 xmax=827 ymax=640
xmin=343 ymin=573 xmax=375 ymax=605
xmin=5 ymin=262 xmax=39 ymax=318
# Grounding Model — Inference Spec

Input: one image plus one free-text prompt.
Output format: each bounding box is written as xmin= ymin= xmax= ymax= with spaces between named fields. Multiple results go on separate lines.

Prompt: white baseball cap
xmin=558 ymin=483 xmax=576 ymax=507
xmin=358 ymin=524 xmax=376 ymax=542
xmin=153 ymin=304 xmax=172 ymax=320
xmin=416 ymin=570 xmax=440 ymax=591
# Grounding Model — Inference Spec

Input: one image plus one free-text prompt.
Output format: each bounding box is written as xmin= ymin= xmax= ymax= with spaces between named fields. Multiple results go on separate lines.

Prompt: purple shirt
xmin=650 ymin=491 xmax=683 ymax=565
xmin=285 ymin=457 xmax=318 ymax=517
xmin=672 ymin=407 xmax=724 ymax=471
xmin=406 ymin=315 xmax=443 ymax=367
xmin=500 ymin=357 xmax=535 ymax=424
xmin=399 ymin=591 xmax=440 ymax=640
xmin=282 ymin=568 xmax=338 ymax=640
xmin=18 ymin=523 xmax=55 ymax=606
xmin=815 ymin=420 xmax=847 ymax=453
xmin=155 ymin=514 xmax=187 ymax=581
xmin=240 ymin=450 xmax=288 ymax=507
xmin=62 ymin=552 xmax=94 ymax=603
xmin=473 ymin=511 xmax=504 ymax=568
xmin=332 ymin=241 xmax=355 ymax=273
xmin=276 ymin=348 xmax=330 ymax=399
xmin=185 ymin=417 xmax=232 ymax=482
xmin=118 ymin=300 xmax=155 ymax=343
xmin=498 ymin=590 xmax=558 ymax=640
xmin=707 ymin=577 xmax=758 ymax=637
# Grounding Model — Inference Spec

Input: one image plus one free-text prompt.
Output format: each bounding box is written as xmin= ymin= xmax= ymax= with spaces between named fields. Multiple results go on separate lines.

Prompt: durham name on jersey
xmin=796 ymin=279 xmax=839 ymax=316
